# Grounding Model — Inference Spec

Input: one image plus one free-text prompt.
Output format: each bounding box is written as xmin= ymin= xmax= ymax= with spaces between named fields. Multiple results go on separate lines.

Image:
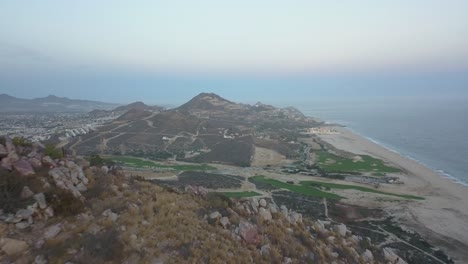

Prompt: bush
xmin=0 ymin=169 xmax=31 ymax=213
xmin=88 ymin=154 xmax=114 ymax=167
xmin=205 ymin=192 xmax=231 ymax=210
xmin=45 ymin=189 xmax=85 ymax=217
xmin=44 ymin=144 xmax=63 ymax=159
xmin=12 ymin=136 xmax=32 ymax=147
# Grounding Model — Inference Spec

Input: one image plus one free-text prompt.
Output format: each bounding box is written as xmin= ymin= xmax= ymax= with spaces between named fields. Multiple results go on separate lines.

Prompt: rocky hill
xmin=0 ymin=136 xmax=406 ymax=263
xmin=66 ymin=93 xmax=318 ymax=166
xmin=113 ymin=101 xmax=164 ymax=112
xmin=0 ymin=94 xmax=118 ymax=113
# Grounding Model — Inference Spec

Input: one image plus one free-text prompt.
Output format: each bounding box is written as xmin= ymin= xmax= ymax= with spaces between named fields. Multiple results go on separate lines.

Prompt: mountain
xmin=67 ymin=92 xmax=317 ymax=166
xmin=0 ymin=94 xmax=119 ymax=113
xmin=113 ymin=101 xmax=164 ymax=112
xmin=177 ymin=93 xmax=246 ymax=113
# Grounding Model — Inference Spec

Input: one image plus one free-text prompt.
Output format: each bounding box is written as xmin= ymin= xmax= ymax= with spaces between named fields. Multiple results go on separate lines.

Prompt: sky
xmin=0 ymin=0 xmax=467 ymax=104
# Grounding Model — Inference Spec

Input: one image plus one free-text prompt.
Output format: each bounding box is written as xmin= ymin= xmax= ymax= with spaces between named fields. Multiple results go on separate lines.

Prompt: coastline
xmin=316 ymin=126 xmax=468 ymax=262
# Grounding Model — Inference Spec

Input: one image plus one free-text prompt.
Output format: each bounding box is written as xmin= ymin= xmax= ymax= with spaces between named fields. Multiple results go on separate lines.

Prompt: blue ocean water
xmin=294 ymin=99 xmax=468 ymax=186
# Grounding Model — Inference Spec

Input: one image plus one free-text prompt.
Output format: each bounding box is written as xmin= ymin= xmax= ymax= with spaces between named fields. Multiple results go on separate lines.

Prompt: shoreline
xmin=343 ymin=126 xmax=468 ymax=188
xmin=315 ymin=125 xmax=468 ymax=262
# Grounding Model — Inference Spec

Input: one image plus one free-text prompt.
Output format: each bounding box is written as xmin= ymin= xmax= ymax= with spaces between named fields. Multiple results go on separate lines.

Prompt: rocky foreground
xmin=1 ymin=137 xmax=406 ymax=264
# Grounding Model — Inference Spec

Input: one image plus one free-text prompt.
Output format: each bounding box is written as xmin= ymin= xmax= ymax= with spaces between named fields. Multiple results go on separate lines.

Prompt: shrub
xmin=0 ymin=169 xmax=31 ymax=213
xmin=12 ymin=136 xmax=32 ymax=147
xmin=88 ymin=154 xmax=115 ymax=167
xmin=45 ymin=189 xmax=85 ymax=217
xmin=205 ymin=192 xmax=231 ymax=210
xmin=44 ymin=144 xmax=63 ymax=159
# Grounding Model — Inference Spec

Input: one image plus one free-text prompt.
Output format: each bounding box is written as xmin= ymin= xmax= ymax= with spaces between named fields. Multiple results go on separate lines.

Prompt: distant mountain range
xmin=0 ymin=94 xmax=120 ymax=113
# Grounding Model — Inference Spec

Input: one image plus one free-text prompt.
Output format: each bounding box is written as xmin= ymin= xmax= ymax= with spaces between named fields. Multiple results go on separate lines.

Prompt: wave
xmin=343 ymin=126 xmax=468 ymax=188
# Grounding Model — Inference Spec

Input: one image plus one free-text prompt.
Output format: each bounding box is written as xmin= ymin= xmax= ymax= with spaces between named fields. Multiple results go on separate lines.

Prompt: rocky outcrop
xmin=238 ymin=220 xmax=261 ymax=245
xmin=48 ymin=162 xmax=89 ymax=199
xmin=0 ymin=144 xmax=7 ymax=158
xmin=13 ymin=159 xmax=35 ymax=176
xmin=0 ymin=238 xmax=29 ymax=256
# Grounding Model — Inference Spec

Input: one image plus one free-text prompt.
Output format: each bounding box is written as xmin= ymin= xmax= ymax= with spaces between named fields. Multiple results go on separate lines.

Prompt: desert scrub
xmin=45 ymin=188 xmax=85 ymax=217
xmin=44 ymin=144 xmax=63 ymax=159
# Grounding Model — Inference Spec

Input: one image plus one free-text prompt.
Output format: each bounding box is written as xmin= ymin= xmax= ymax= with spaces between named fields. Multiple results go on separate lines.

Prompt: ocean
xmin=293 ymin=99 xmax=468 ymax=186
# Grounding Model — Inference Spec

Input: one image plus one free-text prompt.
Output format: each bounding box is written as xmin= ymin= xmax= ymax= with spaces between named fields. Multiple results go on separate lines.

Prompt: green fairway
xmin=304 ymin=180 xmax=424 ymax=200
xmin=251 ymin=176 xmax=343 ymax=200
xmin=316 ymin=150 xmax=400 ymax=174
xmin=108 ymin=156 xmax=216 ymax=171
xmin=221 ymin=191 xmax=262 ymax=198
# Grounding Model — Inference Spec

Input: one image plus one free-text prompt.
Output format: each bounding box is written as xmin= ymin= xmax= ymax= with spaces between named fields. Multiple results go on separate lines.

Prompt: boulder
xmin=361 ymin=249 xmax=374 ymax=262
xmin=7 ymin=151 xmax=19 ymax=162
xmin=101 ymin=165 xmax=109 ymax=174
xmin=260 ymin=244 xmax=271 ymax=256
xmin=34 ymin=193 xmax=47 ymax=209
xmin=209 ymin=211 xmax=222 ymax=220
xmin=102 ymin=209 xmax=119 ymax=222
xmin=288 ymin=211 xmax=302 ymax=225
xmin=5 ymin=137 xmax=16 ymax=153
xmin=250 ymin=197 xmax=259 ymax=208
xmin=13 ymin=159 xmax=35 ymax=176
xmin=280 ymin=205 xmax=288 ymax=218
xmin=238 ymin=220 xmax=261 ymax=245
xmin=1 ymin=238 xmax=29 ymax=256
xmin=258 ymin=207 xmax=272 ymax=222
xmin=44 ymin=224 xmax=62 ymax=240
xmin=1 ymin=156 xmax=13 ymax=170
xmin=269 ymin=203 xmax=279 ymax=214
xmin=42 ymin=156 xmax=56 ymax=167
xmin=0 ymin=144 xmax=7 ymax=158
xmin=16 ymin=208 xmax=34 ymax=220
xmin=259 ymin=198 xmax=267 ymax=208
xmin=16 ymin=221 xmax=31 ymax=230
xmin=76 ymin=182 xmax=87 ymax=192
xmin=28 ymin=157 xmax=42 ymax=168
xmin=20 ymin=186 xmax=35 ymax=199
xmin=220 ymin=217 xmax=230 ymax=229
xmin=333 ymin=224 xmax=348 ymax=237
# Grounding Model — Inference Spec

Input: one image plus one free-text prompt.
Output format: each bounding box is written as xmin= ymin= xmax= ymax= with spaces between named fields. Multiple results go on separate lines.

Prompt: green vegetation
xmin=12 ymin=136 xmax=32 ymax=147
xmin=108 ymin=156 xmax=216 ymax=171
xmin=306 ymin=180 xmax=424 ymax=200
xmin=316 ymin=150 xmax=400 ymax=174
xmin=88 ymin=154 xmax=115 ymax=167
xmin=251 ymin=176 xmax=343 ymax=200
xmin=44 ymin=144 xmax=63 ymax=159
xmin=221 ymin=191 xmax=262 ymax=198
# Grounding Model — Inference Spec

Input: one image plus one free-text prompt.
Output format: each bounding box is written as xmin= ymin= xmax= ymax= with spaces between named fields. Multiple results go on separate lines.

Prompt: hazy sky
xmin=1 ymin=1 xmax=467 ymax=104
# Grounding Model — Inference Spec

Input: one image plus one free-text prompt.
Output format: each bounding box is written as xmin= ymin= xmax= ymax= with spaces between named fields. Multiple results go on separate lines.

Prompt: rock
xmin=238 ymin=220 xmax=261 ymax=245
xmin=128 ymin=203 xmax=140 ymax=213
xmin=101 ymin=165 xmax=109 ymax=174
xmin=260 ymin=244 xmax=271 ymax=256
xmin=220 ymin=217 xmax=230 ymax=228
xmin=76 ymin=182 xmax=87 ymax=192
xmin=269 ymin=204 xmax=279 ymax=214
xmin=258 ymin=207 xmax=272 ymax=222
xmin=280 ymin=205 xmax=288 ymax=218
xmin=21 ymin=186 xmax=35 ymax=199
xmin=102 ymin=209 xmax=119 ymax=222
xmin=34 ymin=254 xmax=47 ymax=264
xmin=383 ymin=248 xmax=408 ymax=264
xmin=65 ymin=160 xmax=77 ymax=169
xmin=34 ymin=193 xmax=47 ymax=209
xmin=44 ymin=224 xmax=62 ymax=240
xmin=5 ymin=137 xmax=16 ymax=153
xmin=44 ymin=207 xmax=54 ymax=218
xmin=283 ymin=257 xmax=292 ymax=264
xmin=142 ymin=220 xmax=150 ymax=226
xmin=28 ymin=157 xmax=42 ymax=168
xmin=209 ymin=211 xmax=222 ymax=220
xmin=16 ymin=221 xmax=31 ymax=229
xmin=288 ymin=211 xmax=302 ymax=225
xmin=42 ymin=156 xmax=56 ymax=167
xmin=333 ymin=224 xmax=348 ymax=237
xmin=250 ymin=197 xmax=259 ymax=208
xmin=259 ymin=198 xmax=267 ymax=207
xmin=1 ymin=156 xmax=13 ymax=170
xmin=361 ymin=249 xmax=374 ymax=262
xmin=1 ymin=238 xmax=29 ymax=256
xmin=8 ymin=151 xmax=20 ymax=162
xmin=16 ymin=208 xmax=34 ymax=219
xmin=0 ymin=144 xmax=7 ymax=158
xmin=13 ymin=159 xmax=35 ymax=176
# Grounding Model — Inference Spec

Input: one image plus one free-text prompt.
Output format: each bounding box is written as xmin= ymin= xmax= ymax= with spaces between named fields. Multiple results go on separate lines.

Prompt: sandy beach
xmin=317 ymin=126 xmax=468 ymax=262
